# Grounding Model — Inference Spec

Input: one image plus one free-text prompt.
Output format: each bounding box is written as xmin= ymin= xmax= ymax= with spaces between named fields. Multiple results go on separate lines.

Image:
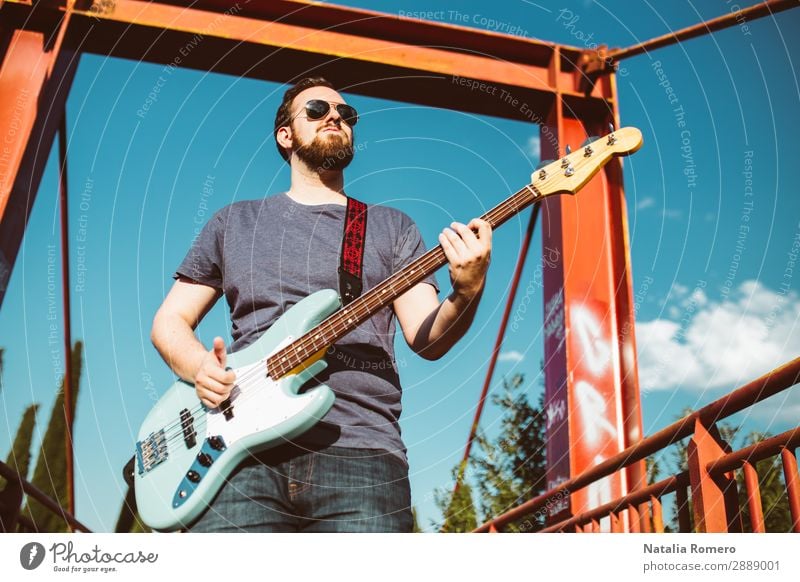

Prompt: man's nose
xmin=325 ymin=104 xmax=343 ymax=124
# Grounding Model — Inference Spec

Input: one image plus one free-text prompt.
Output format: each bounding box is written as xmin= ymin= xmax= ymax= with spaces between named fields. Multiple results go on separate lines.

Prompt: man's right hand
xmin=194 ymin=337 xmax=237 ymax=408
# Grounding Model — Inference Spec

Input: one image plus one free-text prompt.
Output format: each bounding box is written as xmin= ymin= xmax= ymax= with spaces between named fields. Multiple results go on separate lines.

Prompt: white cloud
xmin=526 ymin=135 xmax=541 ymax=158
xmin=498 ymin=350 xmax=525 ymax=363
xmin=670 ymin=282 xmax=689 ymax=298
xmin=684 ymin=287 xmax=708 ymax=309
xmin=636 ymin=197 xmax=655 ymax=210
xmin=636 ymin=280 xmax=800 ymax=394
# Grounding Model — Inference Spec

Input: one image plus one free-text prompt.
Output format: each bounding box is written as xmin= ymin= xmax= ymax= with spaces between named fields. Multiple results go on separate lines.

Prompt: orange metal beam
xmin=706 ymin=426 xmax=800 ymax=475
xmin=687 ymin=420 xmax=741 ymax=533
xmin=608 ymin=0 xmax=798 ymax=61
xmin=2 ymin=0 xmax=609 ymax=121
xmin=0 ymin=0 xmax=613 ymax=304
xmin=0 ymin=8 xmax=79 ymax=303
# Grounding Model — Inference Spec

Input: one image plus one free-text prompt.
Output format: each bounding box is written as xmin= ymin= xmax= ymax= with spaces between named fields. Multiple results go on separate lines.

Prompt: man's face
xmin=287 ymin=86 xmax=355 ymax=172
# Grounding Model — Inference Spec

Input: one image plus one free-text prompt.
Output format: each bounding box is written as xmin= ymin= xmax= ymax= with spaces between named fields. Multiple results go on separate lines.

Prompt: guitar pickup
xmin=180 ymin=408 xmax=197 ymax=449
xmin=219 ymin=397 xmax=234 ymax=421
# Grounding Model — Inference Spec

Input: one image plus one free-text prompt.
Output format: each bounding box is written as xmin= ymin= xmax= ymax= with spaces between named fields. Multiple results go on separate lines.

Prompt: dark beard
xmin=293 ymin=128 xmax=354 ymax=172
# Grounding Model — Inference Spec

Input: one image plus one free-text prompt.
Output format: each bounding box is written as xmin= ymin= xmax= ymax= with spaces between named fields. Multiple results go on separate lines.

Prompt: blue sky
xmin=1 ymin=1 xmax=798 ymax=532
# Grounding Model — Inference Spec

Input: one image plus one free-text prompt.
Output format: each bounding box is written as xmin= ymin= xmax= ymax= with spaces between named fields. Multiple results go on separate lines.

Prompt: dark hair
xmin=274 ymin=77 xmax=336 ymax=161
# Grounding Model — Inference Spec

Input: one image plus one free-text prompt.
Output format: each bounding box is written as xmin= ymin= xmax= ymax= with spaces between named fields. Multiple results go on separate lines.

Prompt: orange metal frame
xmin=0 ymin=0 xmax=796 ymax=532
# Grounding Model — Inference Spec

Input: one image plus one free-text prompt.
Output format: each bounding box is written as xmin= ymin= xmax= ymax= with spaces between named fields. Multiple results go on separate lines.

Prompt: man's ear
xmin=276 ymin=125 xmax=293 ymax=155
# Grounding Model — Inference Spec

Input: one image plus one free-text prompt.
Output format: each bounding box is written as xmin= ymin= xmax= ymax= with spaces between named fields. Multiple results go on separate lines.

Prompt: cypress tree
xmin=22 ymin=341 xmax=83 ymax=532
xmin=1 ymin=404 xmax=40 ymax=488
xmin=1 ymin=404 xmax=40 ymax=531
xmin=435 ymin=464 xmax=478 ymax=532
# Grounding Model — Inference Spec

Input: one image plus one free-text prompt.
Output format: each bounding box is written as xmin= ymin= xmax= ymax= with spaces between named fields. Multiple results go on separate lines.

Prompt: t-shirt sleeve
xmin=173 ymin=210 xmax=224 ymax=289
xmin=393 ymin=216 xmax=439 ymax=294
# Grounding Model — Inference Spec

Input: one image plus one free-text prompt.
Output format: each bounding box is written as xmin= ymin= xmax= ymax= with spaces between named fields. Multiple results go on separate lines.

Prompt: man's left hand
xmin=439 ymin=218 xmax=492 ymax=302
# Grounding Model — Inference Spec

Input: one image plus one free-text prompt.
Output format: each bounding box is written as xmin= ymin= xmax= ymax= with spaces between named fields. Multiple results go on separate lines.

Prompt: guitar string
xmin=137 ymin=146 xmax=614 ymax=464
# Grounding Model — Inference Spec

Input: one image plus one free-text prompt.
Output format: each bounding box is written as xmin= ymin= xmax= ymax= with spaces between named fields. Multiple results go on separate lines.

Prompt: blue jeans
xmin=189 ymin=445 xmax=413 ymax=532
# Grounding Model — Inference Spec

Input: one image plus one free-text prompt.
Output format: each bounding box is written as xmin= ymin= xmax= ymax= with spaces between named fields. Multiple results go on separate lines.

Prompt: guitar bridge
xmin=136 ymin=429 xmax=168 ymax=475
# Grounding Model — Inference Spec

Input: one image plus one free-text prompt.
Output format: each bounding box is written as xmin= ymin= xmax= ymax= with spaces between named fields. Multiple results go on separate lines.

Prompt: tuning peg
xmin=536 ymin=159 xmax=554 ymax=180
xmin=607 ymin=123 xmax=616 ymax=145
xmin=561 ymin=146 xmax=571 ymax=167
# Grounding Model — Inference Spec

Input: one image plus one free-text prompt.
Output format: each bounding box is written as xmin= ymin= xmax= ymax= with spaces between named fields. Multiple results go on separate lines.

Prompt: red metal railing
xmin=475 ymin=356 xmax=800 ymax=533
xmin=0 ymin=460 xmax=91 ymax=533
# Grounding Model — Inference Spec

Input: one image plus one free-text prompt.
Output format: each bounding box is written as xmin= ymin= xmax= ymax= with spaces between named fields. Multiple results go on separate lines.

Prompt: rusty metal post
xmin=687 ymin=420 xmax=742 ymax=532
xmin=541 ymin=47 xmax=645 ymax=532
xmin=57 ymin=116 xmax=75 ymax=521
xmin=780 ymin=448 xmax=800 ymax=532
xmin=742 ymin=461 xmax=765 ymax=532
xmin=651 ymin=495 xmax=664 ymax=533
xmin=610 ymin=511 xmax=622 ymax=532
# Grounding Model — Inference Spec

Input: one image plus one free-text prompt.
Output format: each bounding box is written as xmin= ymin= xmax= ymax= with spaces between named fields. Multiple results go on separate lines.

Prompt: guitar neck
xmin=267 ymin=183 xmax=541 ymax=378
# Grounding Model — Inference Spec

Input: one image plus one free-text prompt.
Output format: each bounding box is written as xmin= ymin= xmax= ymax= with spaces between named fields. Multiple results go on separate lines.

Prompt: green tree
xmin=471 ymin=374 xmax=547 ymax=531
xmin=434 ymin=464 xmax=478 ymax=532
xmin=435 ymin=373 xmax=547 ymax=532
xmin=411 ymin=506 xmax=421 ymax=533
xmin=21 ymin=341 xmax=83 ymax=532
xmin=0 ymin=404 xmax=40 ymax=490
xmin=1 ymin=403 xmax=40 ymax=531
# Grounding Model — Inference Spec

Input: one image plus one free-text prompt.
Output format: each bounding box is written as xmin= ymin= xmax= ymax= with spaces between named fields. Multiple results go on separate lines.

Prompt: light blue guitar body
xmin=135 ymin=289 xmax=340 ymax=531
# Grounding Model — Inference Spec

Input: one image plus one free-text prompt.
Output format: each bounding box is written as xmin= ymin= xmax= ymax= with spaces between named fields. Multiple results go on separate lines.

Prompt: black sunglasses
xmin=297 ymin=99 xmax=359 ymax=126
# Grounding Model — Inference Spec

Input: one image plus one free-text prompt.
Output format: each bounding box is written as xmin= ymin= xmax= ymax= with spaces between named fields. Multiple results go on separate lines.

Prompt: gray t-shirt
xmin=174 ymin=193 xmax=439 ymax=463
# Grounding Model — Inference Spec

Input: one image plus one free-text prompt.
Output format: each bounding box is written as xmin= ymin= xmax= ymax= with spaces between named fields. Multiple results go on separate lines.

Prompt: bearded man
xmin=150 ymin=77 xmax=492 ymax=532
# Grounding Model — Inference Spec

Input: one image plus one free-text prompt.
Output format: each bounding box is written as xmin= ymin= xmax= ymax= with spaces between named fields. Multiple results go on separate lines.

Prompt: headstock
xmin=530 ymin=126 xmax=643 ymax=198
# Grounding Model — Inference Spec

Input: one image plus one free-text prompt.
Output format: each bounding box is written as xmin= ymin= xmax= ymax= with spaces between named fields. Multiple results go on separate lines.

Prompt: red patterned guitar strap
xmin=338 ymin=197 xmax=368 ymax=306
